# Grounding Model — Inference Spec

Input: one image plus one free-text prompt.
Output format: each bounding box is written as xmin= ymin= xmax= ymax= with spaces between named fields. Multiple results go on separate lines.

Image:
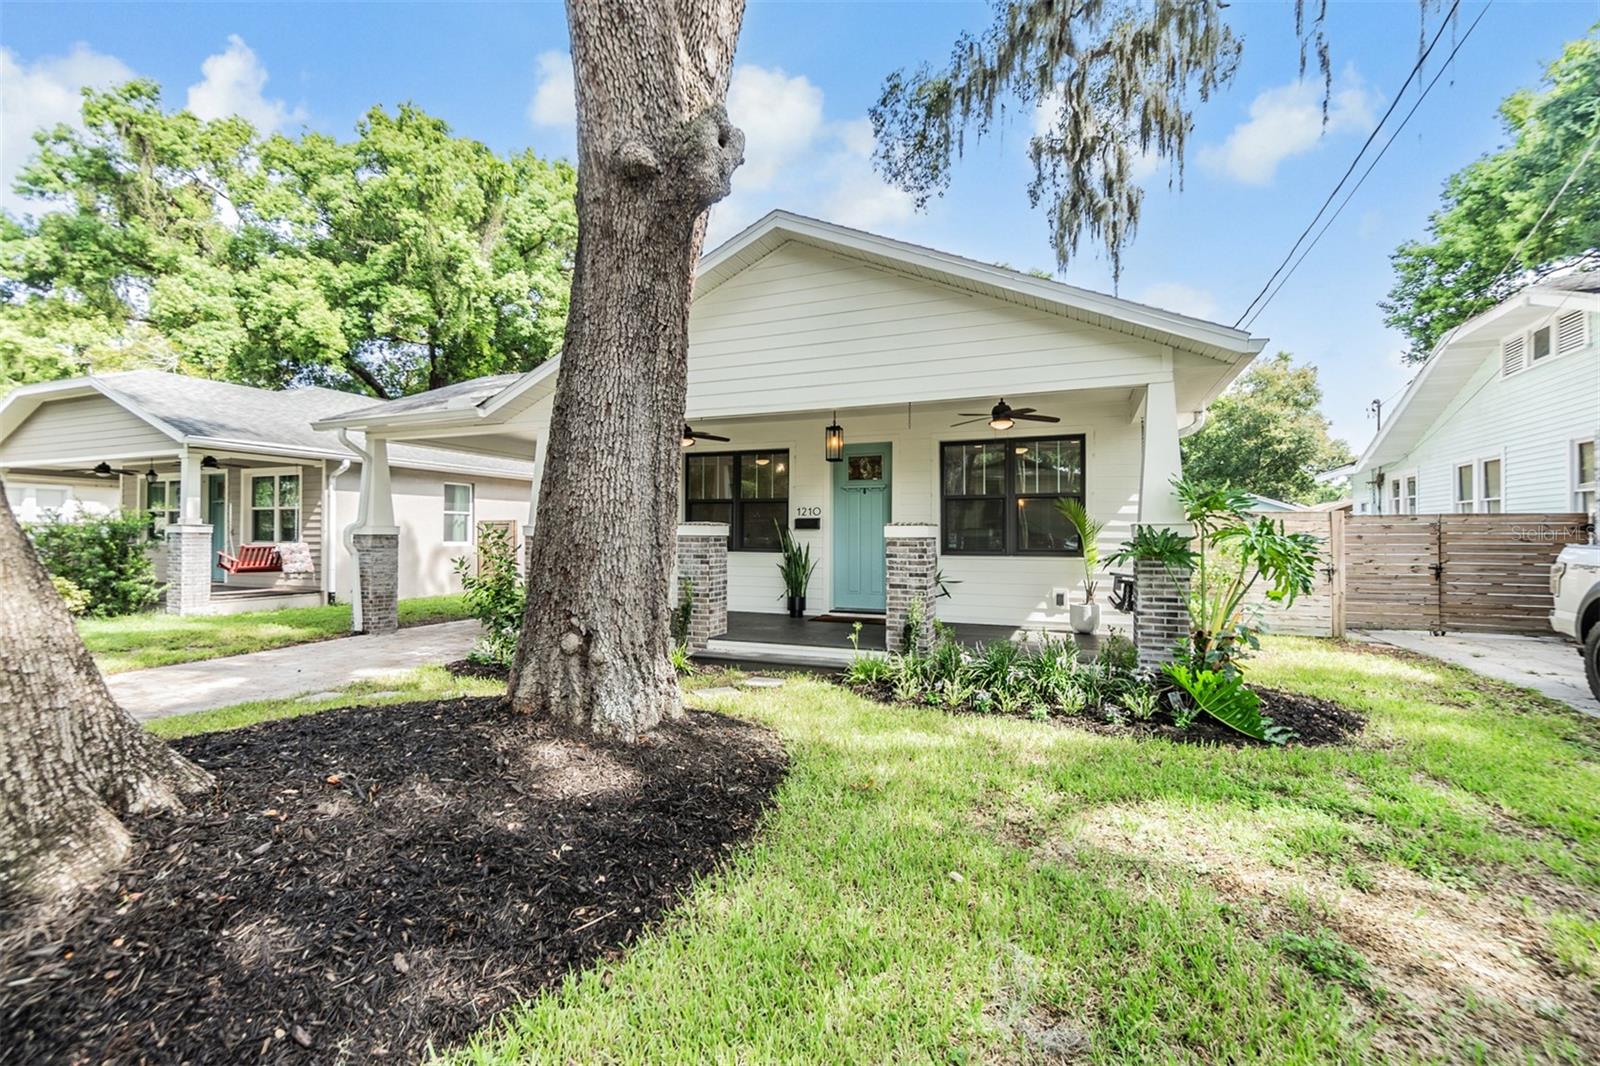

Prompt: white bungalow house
xmin=315 ymin=211 xmax=1266 ymax=662
xmin=0 ymin=371 xmax=535 ymax=614
xmin=1350 ymin=273 xmax=1599 ymax=520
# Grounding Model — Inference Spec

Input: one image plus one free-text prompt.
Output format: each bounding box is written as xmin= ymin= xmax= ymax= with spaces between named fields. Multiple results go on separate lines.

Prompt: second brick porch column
xmin=885 ymin=524 xmax=938 ymax=654
xmin=675 ymin=522 xmax=728 ymax=650
xmin=1133 ymin=557 xmax=1191 ymax=672
xmin=164 ymin=524 xmax=213 ymax=615
xmin=353 ymin=531 xmax=399 ymax=634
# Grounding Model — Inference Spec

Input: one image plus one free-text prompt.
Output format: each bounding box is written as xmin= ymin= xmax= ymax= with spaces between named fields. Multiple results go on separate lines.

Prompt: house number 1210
xmin=796 ymin=506 xmax=822 ymax=517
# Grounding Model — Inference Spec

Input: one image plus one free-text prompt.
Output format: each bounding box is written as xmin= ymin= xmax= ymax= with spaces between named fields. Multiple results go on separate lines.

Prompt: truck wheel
xmin=1586 ymin=624 xmax=1600 ymax=703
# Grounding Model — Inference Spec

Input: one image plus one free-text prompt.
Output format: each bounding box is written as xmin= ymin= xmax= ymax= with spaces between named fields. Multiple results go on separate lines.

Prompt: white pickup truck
xmin=1551 ymin=543 xmax=1600 ymax=701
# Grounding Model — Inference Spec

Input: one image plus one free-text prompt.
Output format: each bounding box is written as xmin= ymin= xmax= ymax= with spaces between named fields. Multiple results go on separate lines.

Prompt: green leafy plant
xmin=934 ymin=567 xmax=960 ymax=599
xmin=24 ymin=510 xmax=162 ymax=617
xmin=669 ymin=642 xmax=695 ymax=676
xmin=1164 ymin=662 xmax=1292 ymax=744
xmin=452 ymin=526 xmax=525 ymax=667
xmin=1106 ymin=524 xmax=1198 ymax=571
xmin=775 ymin=522 xmax=818 ymax=600
xmin=1096 ymin=631 xmax=1137 ymax=674
xmin=671 ymin=577 xmax=695 ymax=646
xmin=50 ymin=574 xmax=93 ymax=616
xmin=1054 ymin=498 xmax=1104 ymax=601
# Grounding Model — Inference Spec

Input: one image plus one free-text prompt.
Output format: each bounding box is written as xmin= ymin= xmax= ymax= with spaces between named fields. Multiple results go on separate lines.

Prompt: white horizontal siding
xmin=1385 ymin=319 xmax=1598 ymax=514
xmin=1 ymin=394 xmax=172 ymax=464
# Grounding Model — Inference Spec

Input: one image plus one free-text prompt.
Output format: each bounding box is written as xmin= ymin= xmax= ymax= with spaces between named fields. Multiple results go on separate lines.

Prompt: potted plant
xmin=1055 ymin=499 xmax=1104 ymax=634
xmin=776 ymin=522 xmax=817 ymax=618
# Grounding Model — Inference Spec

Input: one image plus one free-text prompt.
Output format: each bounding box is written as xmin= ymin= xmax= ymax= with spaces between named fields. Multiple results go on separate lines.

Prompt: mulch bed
xmin=1 ymin=698 xmax=786 ymax=1065
xmin=444 ymin=657 xmax=509 ymax=680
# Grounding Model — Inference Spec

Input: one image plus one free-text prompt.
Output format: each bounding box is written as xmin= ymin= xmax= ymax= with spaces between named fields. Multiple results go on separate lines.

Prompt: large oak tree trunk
xmin=0 ymin=484 xmax=211 ymax=910
xmin=510 ymin=0 xmax=746 ymax=740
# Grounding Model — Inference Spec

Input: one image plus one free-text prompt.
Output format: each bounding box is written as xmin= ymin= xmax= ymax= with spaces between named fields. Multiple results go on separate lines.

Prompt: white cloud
xmin=185 ymin=35 xmax=303 ymax=132
xmin=706 ymin=70 xmax=917 ymax=248
xmin=1200 ymin=71 xmax=1376 ymax=185
xmin=527 ymin=50 xmax=575 ymax=129
xmin=1138 ymin=282 xmax=1220 ymax=322
xmin=1 ymin=44 xmax=135 ymax=214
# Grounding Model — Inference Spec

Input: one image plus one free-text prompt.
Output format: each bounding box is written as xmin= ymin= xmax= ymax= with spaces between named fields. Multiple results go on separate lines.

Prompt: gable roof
xmin=1352 ymin=272 xmax=1600 ymax=477
xmin=0 ymin=371 xmax=535 ymax=478
xmin=318 ymin=209 xmax=1267 ymax=434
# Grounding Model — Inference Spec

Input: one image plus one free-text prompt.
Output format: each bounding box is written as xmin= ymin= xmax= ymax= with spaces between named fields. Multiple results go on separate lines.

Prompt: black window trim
xmin=684 ymin=449 xmax=790 ymax=552
xmin=939 ymin=434 xmax=1087 ymax=557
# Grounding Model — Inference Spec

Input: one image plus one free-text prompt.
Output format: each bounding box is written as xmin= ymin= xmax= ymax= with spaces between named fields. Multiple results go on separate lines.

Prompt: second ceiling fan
xmin=952 ymin=399 xmax=1060 ymax=431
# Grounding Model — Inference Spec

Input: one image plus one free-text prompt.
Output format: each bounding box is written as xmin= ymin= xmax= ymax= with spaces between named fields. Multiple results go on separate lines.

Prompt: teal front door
xmin=832 ymin=442 xmax=892 ymax=612
xmin=205 ymin=473 xmax=226 ymax=581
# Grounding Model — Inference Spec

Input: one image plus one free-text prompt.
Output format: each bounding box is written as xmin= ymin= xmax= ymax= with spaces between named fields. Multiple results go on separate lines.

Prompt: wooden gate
xmin=1344 ymin=513 xmax=1589 ymax=634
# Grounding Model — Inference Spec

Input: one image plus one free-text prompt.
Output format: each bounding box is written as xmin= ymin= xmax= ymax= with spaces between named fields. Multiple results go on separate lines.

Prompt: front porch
xmin=700 ymin=610 xmax=1102 ymax=668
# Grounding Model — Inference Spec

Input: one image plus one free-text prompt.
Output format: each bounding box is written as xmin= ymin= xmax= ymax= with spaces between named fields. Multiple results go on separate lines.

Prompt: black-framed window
xmin=685 ymin=450 xmax=789 ymax=551
xmin=940 ymin=435 xmax=1085 ymax=555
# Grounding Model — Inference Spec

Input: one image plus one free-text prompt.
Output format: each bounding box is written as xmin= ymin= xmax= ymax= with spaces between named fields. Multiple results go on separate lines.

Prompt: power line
xmin=1240 ymin=1 xmax=1492 ymax=332
xmin=1233 ymin=0 xmax=1464 ymax=328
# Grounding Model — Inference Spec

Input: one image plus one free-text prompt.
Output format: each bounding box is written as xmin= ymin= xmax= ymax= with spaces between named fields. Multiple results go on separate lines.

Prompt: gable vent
xmin=1501 ymin=334 xmax=1526 ymax=377
xmin=1556 ymin=310 xmax=1587 ymax=356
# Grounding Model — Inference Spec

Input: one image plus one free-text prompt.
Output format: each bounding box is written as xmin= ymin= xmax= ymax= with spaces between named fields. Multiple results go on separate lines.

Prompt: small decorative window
xmin=443 ymin=483 xmax=473 ymax=542
xmin=1531 ymin=325 xmax=1553 ymax=363
xmin=1501 ymin=335 xmax=1526 ymax=377
xmin=684 ymin=451 xmax=789 ymax=551
xmin=940 ymin=435 xmax=1085 ymax=555
xmin=1454 ymin=463 xmax=1475 ymax=514
xmin=250 ymin=473 xmax=300 ymax=542
xmin=1557 ymin=311 xmax=1587 ymax=356
xmin=1575 ymin=440 xmax=1596 ymax=515
xmin=847 ymin=453 xmax=883 ymax=481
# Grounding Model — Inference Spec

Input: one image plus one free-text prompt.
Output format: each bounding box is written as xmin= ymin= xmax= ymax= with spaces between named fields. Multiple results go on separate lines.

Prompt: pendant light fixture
xmin=144 ymin=463 xmax=158 ymax=484
xmin=824 ymin=411 xmax=844 ymax=462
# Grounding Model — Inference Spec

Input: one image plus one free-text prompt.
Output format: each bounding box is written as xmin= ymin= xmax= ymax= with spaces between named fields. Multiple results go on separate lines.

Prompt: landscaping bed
xmin=1 ymin=697 xmax=785 ymax=1063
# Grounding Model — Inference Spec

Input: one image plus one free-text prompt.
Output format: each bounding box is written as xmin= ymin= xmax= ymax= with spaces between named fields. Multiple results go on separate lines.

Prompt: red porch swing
xmin=216 ymin=544 xmax=283 ymax=574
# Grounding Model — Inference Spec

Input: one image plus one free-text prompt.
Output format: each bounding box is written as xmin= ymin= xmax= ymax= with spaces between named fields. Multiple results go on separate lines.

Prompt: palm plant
xmin=1054 ymin=498 xmax=1104 ymax=602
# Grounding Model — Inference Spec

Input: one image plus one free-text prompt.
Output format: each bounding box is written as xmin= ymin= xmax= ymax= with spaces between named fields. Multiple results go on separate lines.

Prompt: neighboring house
xmin=316 ymin=210 xmax=1267 ymax=658
xmin=0 ymin=371 xmax=535 ymax=614
xmin=2 ymin=473 xmax=119 ymax=523
xmin=1351 ymin=273 xmax=1600 ymax=519
xmin=1246 ymin=493 xmax=1304 ymax=513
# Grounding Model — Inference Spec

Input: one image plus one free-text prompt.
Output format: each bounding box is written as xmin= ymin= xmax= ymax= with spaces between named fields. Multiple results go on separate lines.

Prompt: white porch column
xmin=351 ymin=434 xmax=399 ymax=634
xmin=522 ymin=434 xmax=543 ymax=574
xmin=166 ymin=446 xmax=213 ymax=615
xmin=1138 ymin=377 xmax=1186 ymax=527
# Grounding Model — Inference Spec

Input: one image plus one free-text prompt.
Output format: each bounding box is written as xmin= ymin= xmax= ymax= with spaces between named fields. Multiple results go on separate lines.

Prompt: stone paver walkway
xmin=107 ymin=620 xmax=482 ymax=721
xmin=1358 ymin=630 xmax=1598 ymax=718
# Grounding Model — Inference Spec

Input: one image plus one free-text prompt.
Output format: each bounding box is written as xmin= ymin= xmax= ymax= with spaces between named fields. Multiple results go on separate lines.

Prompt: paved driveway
xmin=107 ymin=620 xmax=482 ymax=721
xmin=1359 ymin=630 xmax=1598 ymax=717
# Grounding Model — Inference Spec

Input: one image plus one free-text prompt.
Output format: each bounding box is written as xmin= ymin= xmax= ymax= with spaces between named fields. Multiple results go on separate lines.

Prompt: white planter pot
xmin=1070 ymin=602 xmax=1100 ymax=634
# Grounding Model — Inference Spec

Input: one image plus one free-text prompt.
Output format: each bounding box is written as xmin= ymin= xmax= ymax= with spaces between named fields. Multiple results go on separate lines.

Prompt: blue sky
xmin=3 ymin=1 xmax=1595 ymax=449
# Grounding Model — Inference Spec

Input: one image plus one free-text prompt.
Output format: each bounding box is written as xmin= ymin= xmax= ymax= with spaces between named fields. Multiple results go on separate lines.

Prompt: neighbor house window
xmin=1389 ymin=478 xmax=1402 ymax=515
xmin=146 ymin=478 xmax=180 ymax=533
xmin=684 ymin=451 xmax=789 ymax=550
xmin=250 ymin=472 xmax=300 ymax=542
xmin=1454 ymin=463 xmax=1475 ymax=514
xmin=940 ymin=435 xmax=1085 ymax=555
xmin=443 ymin=483 xmax=473 ymax=542
xmin=1531 ymin=324 xmax=1553 ymax=363
xmin=1575 ymin=440 xmax=1596 ymax=514
xmin=1405 ymin=475 xmax=1418 ymax=514
xmin=1480 ymin=458 xmax=1503 ymax=513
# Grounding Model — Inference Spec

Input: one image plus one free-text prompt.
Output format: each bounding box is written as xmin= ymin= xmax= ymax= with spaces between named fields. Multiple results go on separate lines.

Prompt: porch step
xmin=698 ymin=638 xmax=884 ymax=669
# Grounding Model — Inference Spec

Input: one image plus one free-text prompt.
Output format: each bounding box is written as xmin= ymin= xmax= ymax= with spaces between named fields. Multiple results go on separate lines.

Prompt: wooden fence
xmin=1250 ymin=511 xmax=1590 ymax=637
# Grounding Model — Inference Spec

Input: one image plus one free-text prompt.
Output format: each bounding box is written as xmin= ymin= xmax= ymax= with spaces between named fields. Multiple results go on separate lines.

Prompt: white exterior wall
xmin=667 ymin=391 xmax=1142 ymax=630
xmin=331 ymin=467 xmax=533 ymax=601
xmin=1376 ymin=312 xmax=1599 ymax=514
xmin=0 ymin=473 xmax=120 ymax=521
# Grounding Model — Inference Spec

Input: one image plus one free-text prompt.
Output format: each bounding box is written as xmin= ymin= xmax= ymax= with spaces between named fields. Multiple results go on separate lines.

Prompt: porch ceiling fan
xmin=951 ymin=399 xmax=1061 ymax=431
xmin=80 ymin=461 xmax=141 ymax=479
xmin=681 ymin=424 xmax=730 ymax=448
xmin=199 ymin=455 xmax=250 ymax=470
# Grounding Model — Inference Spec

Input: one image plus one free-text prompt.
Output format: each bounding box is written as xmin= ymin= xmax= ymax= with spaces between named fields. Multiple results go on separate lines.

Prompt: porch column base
xmin=165 ymin=524 xmax=213 ymax=616
xmin=521 ymin=524 xmax=536 ymax=576
xmin=1133 ymin=558 xmax=1190 ymax=672
xmin=353 ymin=529 xmax=399 ymax=634
xmin=675 ymin=523 xmax=728 ymax=651
xmin=885 ymin=524 xmax=938 ymax=654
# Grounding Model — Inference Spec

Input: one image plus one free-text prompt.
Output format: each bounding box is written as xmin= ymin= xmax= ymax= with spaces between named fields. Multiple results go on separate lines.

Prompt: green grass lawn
xmin=158 ymin=638 xmax=1600 ymax=1063
xmin=83 ymin=594 xmax=470 ymax=674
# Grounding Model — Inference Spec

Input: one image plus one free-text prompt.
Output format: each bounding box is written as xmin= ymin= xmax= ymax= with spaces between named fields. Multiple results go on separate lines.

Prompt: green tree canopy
xmin=1382 ymin=29 xmax=1599 ymax=362
xmin=1180 ymin=352 xmax=1354 ymax=505
xmin=2 ymin=81 xmax=577 ymax=397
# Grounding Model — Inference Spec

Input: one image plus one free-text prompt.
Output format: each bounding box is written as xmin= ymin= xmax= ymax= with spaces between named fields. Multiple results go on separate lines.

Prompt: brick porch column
xmin=165 ymin=524 xmax=213 ymax=615
xmin=675 ymin=522 xmax=728 ymax=650
xmin=522 ymin=524 xmax=536 ymax=575
xmin=885 ymin=524 xmax=938 ymax=654
xmin=1133 ymin=557 xmax=1191 ymax=671
xmin=353 ymin=531 xmax=399 ymax=634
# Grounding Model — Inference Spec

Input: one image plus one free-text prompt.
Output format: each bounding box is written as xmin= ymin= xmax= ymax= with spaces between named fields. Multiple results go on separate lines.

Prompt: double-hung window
xmin=1404 ymin=474 xmax=1418 ymax=515
xmin=250 ymin=472 xmax=300 ymax=542
xmin=940 ymin=435 xmax=1086 ymax=555
xmin=1575 ymin=440 xmax=1596 ymax=514
xmin=1455 ymin=459 xmax=1503 ymax=514
xmin=684 ymin=451 xmax=789 ymax=550
xmin=1454 ymin=463 xmax=1475 ymax=514
xmin=1389 ymin=478 xmax=1403 ymax=515
xmin=443 ymin=483 xmax=473 ymax=542
xmin=146 ymin=478 xmax=181 ymax=533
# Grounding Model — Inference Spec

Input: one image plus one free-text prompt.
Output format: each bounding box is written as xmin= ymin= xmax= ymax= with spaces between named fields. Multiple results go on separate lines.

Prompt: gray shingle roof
xmin=93 ymin=371 xmax=534 ymax=478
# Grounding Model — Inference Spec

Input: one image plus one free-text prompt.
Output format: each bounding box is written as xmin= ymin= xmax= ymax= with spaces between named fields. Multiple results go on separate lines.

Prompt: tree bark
xmin=0 ymin=483 xmax=212 ymax=911
xmin=509 ymin=0 xmax=746 ymax=740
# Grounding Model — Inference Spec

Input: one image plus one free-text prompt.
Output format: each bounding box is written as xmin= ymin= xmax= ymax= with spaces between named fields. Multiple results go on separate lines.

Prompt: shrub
xmin=452 ymin=526 xmax=525 ymax=667
xmin=25 ymin=510 xmax=162 ymax=617
xmin=51 ymin=575 xmax=92 ymax=616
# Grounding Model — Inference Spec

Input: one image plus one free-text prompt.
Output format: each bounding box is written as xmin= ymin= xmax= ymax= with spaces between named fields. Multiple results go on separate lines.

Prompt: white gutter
xmin=1178 ymin=409 xmax=1209 ymax=438
xmin=336 ymin=430 xmax=372 ymax=631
